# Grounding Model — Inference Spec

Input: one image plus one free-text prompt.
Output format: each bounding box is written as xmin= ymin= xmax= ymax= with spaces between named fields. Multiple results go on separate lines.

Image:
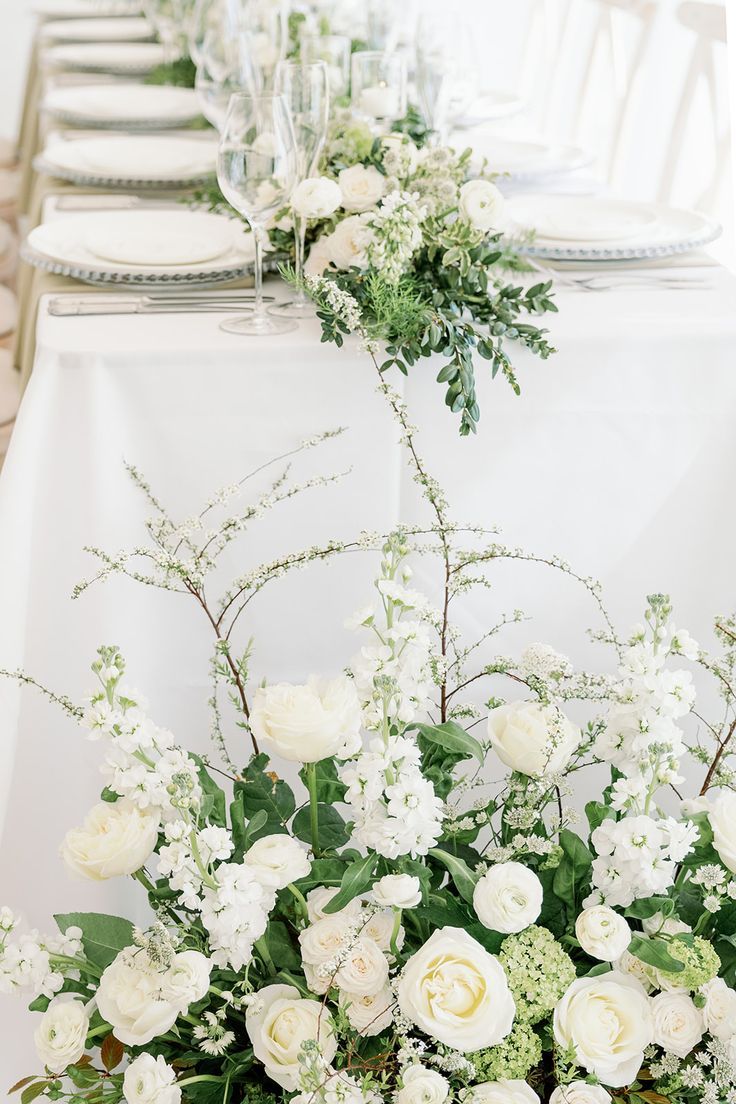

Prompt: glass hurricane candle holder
xmin=351 ymin=50 xmax=407 ymax=127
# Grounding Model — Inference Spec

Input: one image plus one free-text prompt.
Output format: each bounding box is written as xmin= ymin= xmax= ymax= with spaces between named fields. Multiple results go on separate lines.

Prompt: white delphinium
xmin=357 ymin=191 xmax=427 ymax=286
xmin=585 ymin=813 xmax=698 ymax=908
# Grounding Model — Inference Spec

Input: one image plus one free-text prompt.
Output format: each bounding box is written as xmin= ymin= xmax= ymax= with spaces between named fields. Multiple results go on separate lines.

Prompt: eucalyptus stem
xmin=306 ymin=761 xmax=321 ymax=858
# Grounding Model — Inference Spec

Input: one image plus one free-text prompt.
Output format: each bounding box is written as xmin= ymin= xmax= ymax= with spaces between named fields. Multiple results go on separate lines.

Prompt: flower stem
xmin=255 ymin=935 xmax=276 ymax=975
xmin=390 ymin=909 xmax=403 ymax=959
xmin=306 ymin=761 xmax=321 ymax=858
xmin=288 ymin=882 xmax=309 ymax=921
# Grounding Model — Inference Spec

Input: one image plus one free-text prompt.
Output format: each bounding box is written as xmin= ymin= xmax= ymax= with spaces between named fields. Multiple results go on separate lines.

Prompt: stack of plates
xmin=41 ymin=84 xmax=203 ymax=129
xmin=40 ymin=16 xmax=153 ymax=42
xmin=504 ymin=195 xmax=721 ymax=261
xmin=36 ymin=135 xmax=218 ymax=188
xmin=22 ymin=210 xmax=259 ymax=287
xmin=34 ymin=0 xmax=143 ymax=17
xmin=43 ymin=41 xmax=169 ymax=74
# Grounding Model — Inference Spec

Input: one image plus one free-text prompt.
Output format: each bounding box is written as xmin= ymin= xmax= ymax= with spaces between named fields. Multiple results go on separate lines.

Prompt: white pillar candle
xmin=359 ymin=83 xmax=400 ymax=118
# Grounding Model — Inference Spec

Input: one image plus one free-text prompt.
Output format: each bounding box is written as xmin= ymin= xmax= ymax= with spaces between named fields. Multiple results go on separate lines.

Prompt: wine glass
xmin=142 ymin=0 xmax=191 ymax=63
xmin=240 ymin=0 xmax=288 ymax=91
xmin=217 ymin=92 xmax=299 ymax=335
xmin=195 ymin=28 xmax=259 ymax=130
xmin=351 ymin=51 xmax=407 ymax=128
xmin=300 ymin=34 xmax=351 ymax=99
xmin=415 ymin=48 xmax=456 ymax=147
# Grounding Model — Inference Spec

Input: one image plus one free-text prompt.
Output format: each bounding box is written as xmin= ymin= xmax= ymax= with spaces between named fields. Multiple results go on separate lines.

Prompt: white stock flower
xmin=96 ymin=949 xmax=179 ymax=1046
xmin=473 ymin=863 xmax=543 ymax=934
xmin=245 ymin=983 xmax=337 ymax=1090
xmin=61 ymin=799 xmax=160 ymax=880
xmin=458 ymin=179 xmax=505 ymax=232
xmin=161 ymin=950 xmax=211 ymax=1008
xmin=397 ymin=926 xmax=515 ymax=1051
xmin=709 ymin=791 xmax=736 ymax=873
xmin=339 ymin=985 xmax=394 ymax=1035
xmin=306 ymin=886 xmax=362 ymax=924
xmin=372 ymin=873 xmax=422 ymax=910
xmin=338 ymin=164 xmax=386 ymax=212
xmin=34 ymin=995 xmax=89 ymax=1074
xmin=326 ymin=214 xmax=372 ymax=271
xmin=122 ymin=1054 xmax=181 ymax=1104
xmin=291 ymin=176 xmax=342 ymax=219
xmin=700 ymin=976 xmax=736 ymax=1039
xmin=396 ymin=1065 xmax=450 ymax=1104
xmin=549 ymin=1083 xmax=610 ymax=1104
xmin=553 ymin=971 xmax=653 ymax=1087
xmin=244 ymin=833 xmax=311 ymax=889
xmin=334 ymin=937 xmax=389 ymax=995
xmin=487 ymin=702 xmax=580 ymax=777
xmin=651 ymin=990 xmax=704 ymax=1058
xmin=469 ymin=1081 xmax=539 ymax=1104
xmin=250 ymin=676 xmax=361 ymax=763
xmin=575 ymin=907 xmax=631 ymax=961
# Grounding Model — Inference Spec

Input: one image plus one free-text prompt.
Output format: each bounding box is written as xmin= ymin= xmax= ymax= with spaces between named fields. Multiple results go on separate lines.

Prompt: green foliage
xmin=552 ymin=829 xmax=593 ymax=911
xmin=428 ymin=846 xmax=478 ymax=903
xmin=145 ymin=54 xmax=197 ymax=88
xmin=235 ymin=754 xmax=296 ymax=832
xmin=292 ymin=804 xmax=350 ymax=850
xmin=54 ymin=913 xmax=134 ymax=970
xmin=323 ymin=852 xmax=378 ymax=913
xmin=298 ymin=758 xmax=347 ymax=803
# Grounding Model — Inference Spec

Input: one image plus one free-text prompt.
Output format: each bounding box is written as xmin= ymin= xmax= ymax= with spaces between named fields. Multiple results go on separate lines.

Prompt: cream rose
xmin=326 ymin=214 xmax=372 ymax=271
xmin=122 ymin=1054 xmax=181 ymax=1104
xmin=576 ymin=906 xmax=631 ymax=962
xmin=651 ymin=990 xmax=704 ymax=1058
xmin=701 ymin=977 xmax=736 ymax=1039
xmin=487 ymin=701 xmax=580 ymax=777
xmin=291 ymin=176 xmax=342 ymax=219
xmin=470 ymin=1080 xmax=539 ymax=1104
xmin=34 ymin=995 xmax=89 ymax=1074
xmin=61 ymin=799 xmax=160 ymax=881
xmin=458 ymin=179 xmax=505 ymax=233
xmin=473 ymin=862 xmax=543 ymax=934
xmin=397 ymin=926 xmax=515 ymax=1051
xmin=709 ymin=791 xmax=736 ymax=873
xmin=299 ymin=914 xmax=352 ymax=966
xmin=339 ymin=985 xmax=394 ymax=1035
xmin=244 ymin=833 xmax=311 ymax=889
xmin=549 ymin=1083 xmax=611 ymax=1104
xmin=306 ymin=885 xmax=362 ymax=923
xmin=162 ymin=950 xmax=212 ymax=1009
xmin=96 ymin=949 xmax=179 ymax=1046
xmin=245 ymin=983 xmax=337 ymax=1090
xmin=396 ymin=1065 xmax=450 ymax=1104
xmin=360 ymin=907 xmax=404 ymax=953
xmin=334 ymin=936 xmax=389 ymax=995
xmin=250 ymin=675 xmax=361 ymax=763
xmin=553 ymin=971 xmax=653 ymax=1087
xmin=304 ymin=235 xmax=333 ymax=277
xmin=372 ymin=873 xmax=422 ymax=910
xmin=338 ymin=164 xmax=386 ymax=212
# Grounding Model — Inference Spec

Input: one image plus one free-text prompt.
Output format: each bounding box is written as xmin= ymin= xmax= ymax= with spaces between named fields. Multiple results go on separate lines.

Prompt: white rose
xmin=338 ymin=164 xmax=386 ymax=212
xmin=397 ymin=926 xmax=515 ymax=1051
xmin=397 ymin=1065 xmax=450 ymax=1104
xmin=306 ymin=885 xmax=362 ymax=924
xmin=576 ymin=906 xmax=631 ymax=961
xmin=470 ymin=1081 xmax=539 ymax=1104
xmin=701 ymin=977 xmax=736 ymax=1039
xmin=34 ymin=995 xmax=89 ymax=1074
xmin=473 ymin=862 xmax=543 ymax=934
xmin=250 ymin=675 xmax=361 ymax=763
xmin=245 ymin=983 xmax=337 ymax=1090
xmin=326 ymin=214 xmax=372 ymax=271
xmin=641 ymin=913 xmax=691 ymax=937
xmin=61 ymin=799 xmax=160 ymax=880
xmin=123 ymin=1054 xmax=181 ymax=1104
xmin=549 ymin=1082 xmax=611 ymax=1104
xmin=96 ymin=949 xmax=179 ymax=1046
xmin=244 ymin=833 xmax=311 ymax=889
xmin=553 ymin=971 xmax=653 ymax=1087
xmin=372 ymin=873 xmax=422 ymax=910
xmin=292 ymin=176 xmax=342 ymax=220
xmin=304 ymin=235 xmax=334 ymax=277
xmin=458 ymin=179 xmax=505 ymax=233
xmin=360 ymin=907 xmax=404 ymax=953
xmin=299 ymin=914 xmax=353 ymax=966
xmin=652 ymin=990 xmax=704 ymax=1058
xmin=161 ymin=950 xmax=212 ymax=1009
xmin=709 ymin=791 xmax=736 ymax=873
xmin=487 ymin=701 xmax=580 ymax=777
xmin=339 ymin=985 xmax=394 ymax=1035
xmin=334 ymin=936 xmax=389 ymax=995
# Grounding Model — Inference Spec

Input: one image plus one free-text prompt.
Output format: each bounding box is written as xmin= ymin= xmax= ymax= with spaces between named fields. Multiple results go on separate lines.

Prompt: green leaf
xmin=628 ymin=935 xmax=684 ymax=973
xmin=263 ymin=920 xmax=301 ymax=971
xmin=20 ymin=1085 xmax=46 ymax=1104
xmin=293 ymin=804 xmax=349 ymax=850
xmin=429 ymin=847 xmax=478 ymax=904
xmin=298 ymin=759 xmax=347 ymax=804
xmin=414 ymin=721 xmax=484 ymax=764
xmin=625 ymin=897 xmax=675 ymax=921
xmin=292 ymin=857 xmax=346 ymax=893
xmin=8 ymin=1078 xmax=37 ymax=1095
xmin=190 ymin=754 xmax=227 ymax=827
xmin=55 ymin=912 xmax=135 ymax=970
xmin=585 ymin=801 xmax=615 ymax=833
xmin=323 ymin=853 xmax=378 ymax=913
xmin=553 ymin=830 xmax=593 ymax=906
xmin=236 ymin=754 xmax=296 ymax=830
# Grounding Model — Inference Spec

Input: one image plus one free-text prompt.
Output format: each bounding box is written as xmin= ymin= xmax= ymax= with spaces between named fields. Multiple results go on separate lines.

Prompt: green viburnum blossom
xmin=498 ymin=926 xmax=576 ymax=1024
xmin=468 ymin=1019 xmax=543 ymax=1082
xmin=657 ymin=937 xmax=721 ymax=990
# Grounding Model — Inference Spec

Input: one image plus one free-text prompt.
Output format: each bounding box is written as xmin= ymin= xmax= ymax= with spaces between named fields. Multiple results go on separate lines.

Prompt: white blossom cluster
xmin=0 ymin=908 xmax=82 ymax=999
xmin=585 ymin=813 xmax=698 ymax=908
xmin=358 ymin=191 xmax=427 ymax=285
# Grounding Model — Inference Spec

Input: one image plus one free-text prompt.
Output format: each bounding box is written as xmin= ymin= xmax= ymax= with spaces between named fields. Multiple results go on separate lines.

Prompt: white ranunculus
xmin=487 ymin=701 xmax=580 ymax=777
xmin=641 ymin=913 xmax=691 ymax=937
xmin=334 ymin=936 xmax=389 ymax=995
xmin=709 ymin=791 xmax=736 ymax=873
xmin=245 ymin=983 xmax=337 ymax=1090
xmin=123 ymin=1054 xmax=181 ymax=1104
xmin=244 ymin=833 xmax=311 ymax=889
xmin=96 ymin=949 xmax=179 ymax=1046
xmin=61 ymin=799 xmax=160 ymax=881
xmin=469 ymin=1080 xmax=539 ymax=1104
xmin=304 ymin=235 xmax=333 ymax=277
xmin=34 ymin=995 xmax=89 ymax=1074
xmin=473 ymin=862 xmax=543 ymax=934
xmin=338 ymin=985 xmax=394 ymax=1035
xmin=306 ymin=885 xmax=362 ymax=924
xmin=549 ymin=1082 xmax=611 ymax=1104
xmin=162 ymin=950 xmax=212 ymax=1009
xmin=458 ymin=179 xmax=505 ymax=233
xmin=575 ymin=906 xmax=631 ymax=961
xmin=372 ymin=873 xmax=422 ymax=910
xmin=250 ymin=675 xmax=361 ymax=763
xmin=701 ymin=976 xmax=736 ymax=1040
xmin=291 ymin=176 xmax=342 ymax=220
xmin=553 ymin=971 xmax=653 ymax=1087
xmin=326 ymin=214 xmax=372 ymax=271
xmin=338 ymin=164 xmax=386 ymax=212
xmin=397 ymin=926 xmax=515 ymax=1051
xmin=396 ymin=1065 xmax=450 ymax=1104
xmin=651 ymin=990 xmax=704 ymax=1058
xmin=299 ymin=914 xmax=353 ymax=966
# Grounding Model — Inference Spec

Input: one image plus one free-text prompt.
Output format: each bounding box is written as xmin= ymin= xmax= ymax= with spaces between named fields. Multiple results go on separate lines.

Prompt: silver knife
xmin=48 ymin=298 xmax=258 ymax=316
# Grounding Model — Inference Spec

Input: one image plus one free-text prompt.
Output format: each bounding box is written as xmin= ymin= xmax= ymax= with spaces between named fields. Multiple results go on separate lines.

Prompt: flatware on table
xmin=47 ymin=292 xmax=270 ymax=316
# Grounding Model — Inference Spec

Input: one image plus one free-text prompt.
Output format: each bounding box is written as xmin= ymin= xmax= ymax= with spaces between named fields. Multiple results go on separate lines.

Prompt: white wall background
xmin=0 ymin=0 xmax=36 ymax=140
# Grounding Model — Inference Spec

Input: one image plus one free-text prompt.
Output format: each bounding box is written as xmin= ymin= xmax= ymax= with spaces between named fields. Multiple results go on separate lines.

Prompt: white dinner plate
xmin=504 ymin=195 xmax=721 ymax=259
xmin=36 ymin=135 xmax=217 ymax=188
xmin=42 ymin=84 xmax=202 ymax=129
xmin=23 ymin=210 xmax=258 ymax=287
xmin=43 ymin=41 xmax=168 ymax=74
xmin=34 ymin=0 xmax=142 ymax=17
xmin=468 ymin=136 xmax=594 ymax=182
xmin=40 ymin=16 xmax=153 ymax=41
xmin=453 ymin=90 xmax=524 ymax=127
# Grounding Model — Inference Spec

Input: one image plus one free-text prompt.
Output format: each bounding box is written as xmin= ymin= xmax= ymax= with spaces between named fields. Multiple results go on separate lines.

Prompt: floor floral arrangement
xmin=3 ymin=398 xmax=736 ymax=1104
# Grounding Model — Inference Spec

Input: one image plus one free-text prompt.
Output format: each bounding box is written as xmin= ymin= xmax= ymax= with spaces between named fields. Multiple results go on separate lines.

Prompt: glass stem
xmin=293 ymin=213 xmax=308 ymax=306
xmin=253 ymin=226 xmax=264 ymax=322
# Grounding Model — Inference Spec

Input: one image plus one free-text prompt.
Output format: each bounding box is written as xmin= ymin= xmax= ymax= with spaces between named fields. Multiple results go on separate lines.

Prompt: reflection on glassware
xmin=415 ymin=49 xmax=456 ymax=147
xmin=300 ymin=34 xmax=351 ymax=100
xmin=351 ymin=51 xmax=407 ymax=127
xmin=217 ymin=92 xmax=299 ymax=335
xmin=269 ymin=60 xmax=329 ymax=321
xmin=195 ymin=28 xmax=258 ymax=131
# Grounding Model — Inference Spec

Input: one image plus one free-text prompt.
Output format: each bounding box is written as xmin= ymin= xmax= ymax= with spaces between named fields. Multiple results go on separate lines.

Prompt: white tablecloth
xmin=2 ymin=264 xmax=736 ymax=1077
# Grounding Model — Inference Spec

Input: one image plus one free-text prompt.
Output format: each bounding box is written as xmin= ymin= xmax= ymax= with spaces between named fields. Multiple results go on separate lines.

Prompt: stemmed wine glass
xmin=142 ymin=0 xmax=191 ymax=63
xmin=195 ymin=27 xmax=259 ymax=130
xmin=269 ymin=60 xmax=330 ymax=321
xmin=300 ymin=34 xmax=351 ymax=99
xmin=240 ymin=0 xmax=288 ymax=91
xmin=217 ymin=92 xmax=299 ymax=336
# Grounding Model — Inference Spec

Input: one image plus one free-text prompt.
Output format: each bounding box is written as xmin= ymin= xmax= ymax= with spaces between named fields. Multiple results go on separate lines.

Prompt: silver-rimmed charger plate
xmin=41 ymin=85 xmax=203 ymax=131
xmin=33 ymin=156 xmax=216 ymax=190
xmin=42 ymin=41 xmax=168 ymax=74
